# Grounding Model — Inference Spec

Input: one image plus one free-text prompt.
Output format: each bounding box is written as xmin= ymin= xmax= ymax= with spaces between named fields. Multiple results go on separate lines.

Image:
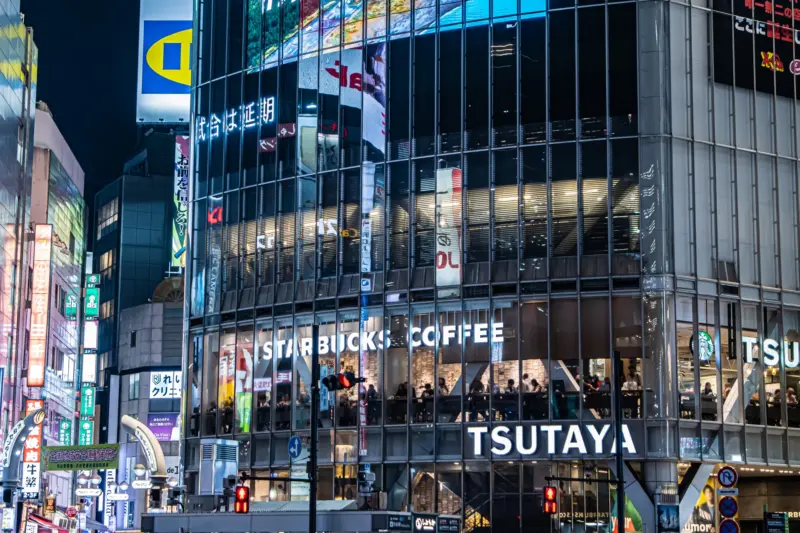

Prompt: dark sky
xmin=20 ymin=0 xmax=141 ymax=212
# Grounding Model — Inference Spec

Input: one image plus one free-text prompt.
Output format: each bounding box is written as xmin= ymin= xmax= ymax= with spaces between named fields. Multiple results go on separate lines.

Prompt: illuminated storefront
xmin=183 ymin=0 xmax=800 ymax=529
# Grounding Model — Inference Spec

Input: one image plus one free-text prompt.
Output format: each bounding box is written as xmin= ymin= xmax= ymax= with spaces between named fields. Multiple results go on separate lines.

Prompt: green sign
xmin=84 ymin=287 xmax=99 ymax=319
xmin=85 ymin=274 xmax=100 ymax=288
xmin=65 ymin=293 xmax=78 ymax=320
xmin=80 ymin=386 xmax=95 ymax=417
xmin=41 ymin=444 xmax=119 ymax=471
xmin=58 ymin=419 xmax=72 ymax=445
xmin=78 ymin=419 xmax=94 ymax=446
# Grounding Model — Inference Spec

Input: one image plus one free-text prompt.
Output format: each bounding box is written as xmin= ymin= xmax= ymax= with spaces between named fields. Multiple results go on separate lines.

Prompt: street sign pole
xmin=309 ymin=325 xmax=319 ymax=533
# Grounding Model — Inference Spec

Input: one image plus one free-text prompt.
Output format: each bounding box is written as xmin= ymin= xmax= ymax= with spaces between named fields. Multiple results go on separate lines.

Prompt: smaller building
xmin=113 ymin=280 xmax=183 ymax=530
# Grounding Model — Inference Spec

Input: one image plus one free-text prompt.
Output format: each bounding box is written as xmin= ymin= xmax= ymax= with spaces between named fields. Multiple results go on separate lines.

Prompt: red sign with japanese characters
xmin=23 ymin=399 xmax=44 ymax=463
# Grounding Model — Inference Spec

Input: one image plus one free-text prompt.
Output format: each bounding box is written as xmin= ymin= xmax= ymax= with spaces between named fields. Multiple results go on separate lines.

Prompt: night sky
xmin=20 ymin=0 xmax=141 ymax=214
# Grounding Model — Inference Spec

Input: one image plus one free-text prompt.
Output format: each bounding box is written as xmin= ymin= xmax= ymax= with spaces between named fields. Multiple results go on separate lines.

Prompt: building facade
xmin=113 ymin=296 xmax=183 ymax=530
xmin=183 ymin=0 xmax=800 ymax=531
xmin=0 ymin=3 xmax=36 ymax=451
xmin=27 ymin=101 xmax=86 ymax=506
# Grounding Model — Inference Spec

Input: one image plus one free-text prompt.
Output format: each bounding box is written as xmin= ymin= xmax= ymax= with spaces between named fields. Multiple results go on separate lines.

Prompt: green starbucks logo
xmin=692 ymin=331 xmax=714 ymax=362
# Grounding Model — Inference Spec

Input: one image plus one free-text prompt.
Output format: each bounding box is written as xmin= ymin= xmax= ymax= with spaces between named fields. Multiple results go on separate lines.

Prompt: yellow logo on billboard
xmin=145 ymin=27 xmax=192 ymax=88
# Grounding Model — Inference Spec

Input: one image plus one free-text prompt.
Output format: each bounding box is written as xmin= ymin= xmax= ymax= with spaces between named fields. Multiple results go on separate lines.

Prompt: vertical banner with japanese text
xmin=21 ymin=399 xmax=44 ymax=499
xmin=28 ymin=225 xmax=52 ymax=387
xmin=172 ymin=135 xmax=190 ymax=267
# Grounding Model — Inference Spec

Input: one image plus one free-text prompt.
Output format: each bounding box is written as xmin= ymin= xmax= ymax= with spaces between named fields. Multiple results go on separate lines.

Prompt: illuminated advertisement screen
xmin=712 ymin=0 xmax=800 ymax=99
xmin=246 ymin=0 xmax=545 ymax=69
xmin=28 ymin=225 xmax=52 ymax=388
xmin=136 ymin=0 xmax=192 ymax=123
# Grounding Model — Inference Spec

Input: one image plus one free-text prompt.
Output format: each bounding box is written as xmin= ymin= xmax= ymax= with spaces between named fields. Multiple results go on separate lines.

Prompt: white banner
xmin=104 ymin=469 xmax=116 ymax=530
xmin=435 ymin=168 xmax=463 ymax=287
xmin=20 ymin=462 xmax=39 ymax=499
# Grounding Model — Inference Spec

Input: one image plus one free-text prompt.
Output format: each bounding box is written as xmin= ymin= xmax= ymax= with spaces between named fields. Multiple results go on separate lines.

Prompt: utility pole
xmin=309 ymin=325 xmax=319 ymax=533
xmin=613 ymin=350 xmax=625 ymax=533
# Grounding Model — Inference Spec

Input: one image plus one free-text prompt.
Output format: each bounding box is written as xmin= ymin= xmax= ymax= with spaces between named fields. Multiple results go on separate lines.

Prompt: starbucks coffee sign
xmin=467 ymin=423 xmax=638 ymax=457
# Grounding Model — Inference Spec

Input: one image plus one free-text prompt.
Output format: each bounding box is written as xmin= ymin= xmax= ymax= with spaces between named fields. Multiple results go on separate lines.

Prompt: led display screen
xmin=246 ymin=0 xmax=545 ymax=69
xmin=713 ymin=0 xmax=800 ymax=99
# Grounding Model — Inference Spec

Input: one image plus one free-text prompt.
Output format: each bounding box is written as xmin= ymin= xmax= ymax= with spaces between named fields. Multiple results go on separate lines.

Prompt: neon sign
xmin=196 ymin=97 xmax=276 ymax=142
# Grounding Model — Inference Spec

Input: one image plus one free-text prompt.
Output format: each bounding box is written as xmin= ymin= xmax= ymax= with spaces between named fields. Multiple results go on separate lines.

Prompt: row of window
xmin=194 ymin=8 xmax=639 ymax=200
xmin=190 ymin=142 xmax=642 ymax=315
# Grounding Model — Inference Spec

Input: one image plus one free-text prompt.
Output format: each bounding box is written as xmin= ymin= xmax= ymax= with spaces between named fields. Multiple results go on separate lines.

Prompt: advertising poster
xmin=172 ymin=135 xmax=189 ymax=267
xmin=610 ymin=490 xmax=644 ymax=533
xmin=683 ymin=484 xmax=718 ymax=533
xmin=137 ymin=0 xmax=192 ymax=122
xmin=146 ymin=413 xmax=181 ymax=441
xmin=435 ymin=168 xmax=463 ymax=291
xmin=235 ymin=341 xmax=253 ymax=433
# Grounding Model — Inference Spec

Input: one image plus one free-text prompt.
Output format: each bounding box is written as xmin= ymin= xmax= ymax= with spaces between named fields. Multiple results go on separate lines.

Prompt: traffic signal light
xmin=543 ymin=485 xmax=558 ymax=514
xmin=234 ymin=485 xmax=250 ymax=514
xmin=322 ymin=373 xmax=367 ymax=390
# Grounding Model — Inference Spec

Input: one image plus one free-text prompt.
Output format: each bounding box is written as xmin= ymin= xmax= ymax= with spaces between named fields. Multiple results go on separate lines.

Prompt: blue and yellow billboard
xmin=136 ymin=0 xmax=192 ymax=123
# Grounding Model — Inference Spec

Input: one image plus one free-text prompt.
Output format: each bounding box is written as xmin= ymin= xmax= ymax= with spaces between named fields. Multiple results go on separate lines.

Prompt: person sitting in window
xmin=521 ymin=374 xmax=531 ymax=392
xmin=530 ymin=379 xmax=543 ymax=393
xmin=598 ymin=377 xmax=611 ymax=393
xmin=438 ymin=377 xmax=449 ymax=396
xmin=394 ymin=383 xmax=407 ymax=398
xmin=787 ymin=388 xmax=798 ymax=407
xmin=584 ymin=376 xmax=597 ymax=393
xmin=772 ymin=388 xmax=782 ymax=405
xmin=722 ymin=383 xmax=732 ymax=400
xmin=506 ymin=379 xmax=516 ymax=393
xmin=622 ymin=374 xmax=641 ymax=391
xmin=367 ymin=384 xmax=378 ymax=401
xmin=421 ymin=383 xmax=434 ymax=398
xmin=701 ymin=382 xmax=715 ymax=398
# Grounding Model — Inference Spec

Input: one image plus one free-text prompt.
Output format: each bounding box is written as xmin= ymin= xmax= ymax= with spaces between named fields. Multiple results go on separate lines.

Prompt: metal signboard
xmin=718 ymin=466 xmax=738 ymax=488
xmin=84 ymin=287 xmax=99 ymax=319
xmin=80 ymin=385 xmax=96 ymax=417
xmin=41 ymin=444 xmax=120 ymax=471
xmin=78 ymin=419 xmax=94 ymax=446
xmin=720 ymin=520 xmax=740 ymax=533
xmin=719 ymin=497 xmax=739 ymax=519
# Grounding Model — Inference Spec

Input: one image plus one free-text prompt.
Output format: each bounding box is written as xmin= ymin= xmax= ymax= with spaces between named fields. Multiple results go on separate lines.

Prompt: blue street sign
xmin=288 ymin=436 xmax=303 ymax=460
xmin=718 ymin=466 xmax=738 ymax=488
xmin=720 ymin=520 xmax=739 ymax=533
xmin=719 ymin=497 xmax=738 ymax=519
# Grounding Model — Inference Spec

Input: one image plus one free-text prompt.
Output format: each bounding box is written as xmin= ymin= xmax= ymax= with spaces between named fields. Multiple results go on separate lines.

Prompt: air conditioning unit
xmin=198 ymin=439 xmax=239 ymax=496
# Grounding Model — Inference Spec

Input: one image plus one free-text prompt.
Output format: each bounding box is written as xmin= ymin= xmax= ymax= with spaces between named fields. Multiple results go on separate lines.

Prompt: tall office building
xmin=24 ymin=101 xmax=86 ymax=507
xmin=180 ymin=0 xmax=800 ymax=532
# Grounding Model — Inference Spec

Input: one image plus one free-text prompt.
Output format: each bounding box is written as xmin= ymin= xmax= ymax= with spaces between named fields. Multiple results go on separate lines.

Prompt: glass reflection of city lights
xmin=90 ymin=474 xmax=102 ymax=485
xmin=167 ymin=477 xmax=178 ymax=488
xmin=134 ymin=464 xmax=147 ymax=477
xmin=119 ymin=481 xmax=129 ymax=491
xmin=77 ymin=474 xmax=88 ymax=485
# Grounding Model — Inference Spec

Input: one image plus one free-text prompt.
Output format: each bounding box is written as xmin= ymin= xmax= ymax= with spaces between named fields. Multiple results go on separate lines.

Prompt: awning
xmin=27 ymin=514 xmax=69 ymax=533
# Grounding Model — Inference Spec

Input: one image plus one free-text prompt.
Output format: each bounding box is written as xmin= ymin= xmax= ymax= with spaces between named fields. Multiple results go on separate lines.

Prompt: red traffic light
xmin=338 ymin=373 xmax=352 ymax=388
xmin=234 ymin=485 xmax=250 ymax=514
xmin=543 ymin=485 xmax=558 ymax=515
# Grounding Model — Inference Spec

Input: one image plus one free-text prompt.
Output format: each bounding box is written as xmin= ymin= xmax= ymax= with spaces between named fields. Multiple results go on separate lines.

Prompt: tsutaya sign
xmin=260 ymin=322 xmax=504 ymax=359
xmin=467 ymin=424 xmax=638 ymax=457
xmin=742 ymin=336 xmax=800 ymax=368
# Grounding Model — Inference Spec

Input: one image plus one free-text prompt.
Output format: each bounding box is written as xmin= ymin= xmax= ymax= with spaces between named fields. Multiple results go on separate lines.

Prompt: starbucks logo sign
xmin=691 ymin=331 xmax=714 ymax=362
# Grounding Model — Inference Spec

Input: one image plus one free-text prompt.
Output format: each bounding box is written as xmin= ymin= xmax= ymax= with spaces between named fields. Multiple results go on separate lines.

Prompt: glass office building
xmin=184 ymin=0 xmax=800 ymax=529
